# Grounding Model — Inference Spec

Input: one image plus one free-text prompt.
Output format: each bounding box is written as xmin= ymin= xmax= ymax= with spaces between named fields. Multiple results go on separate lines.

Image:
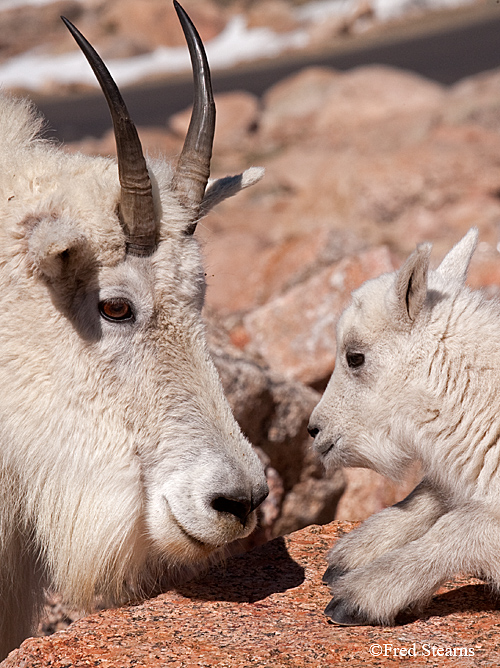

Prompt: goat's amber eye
xmin=99 ymin=299 xmax=134 ymax=322
xmin=346 ymin=352 xmax=365 ymax=369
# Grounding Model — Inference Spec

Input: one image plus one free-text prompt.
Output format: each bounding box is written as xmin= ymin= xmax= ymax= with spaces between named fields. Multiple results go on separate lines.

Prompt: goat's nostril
xmin=211 ymin=496 xmax=252 ymax=523
xmin=308 ymin=425 xmax=320 ymax=438
xmin=252 ymin=485 xmax=269 ymax=512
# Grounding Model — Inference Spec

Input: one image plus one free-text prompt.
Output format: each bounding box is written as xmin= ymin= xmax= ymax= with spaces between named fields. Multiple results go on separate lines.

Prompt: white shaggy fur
xmin=309 ymin=228 xmax=500 ymax=625
xmin=0 ymin=94 xmax=267 ymax=658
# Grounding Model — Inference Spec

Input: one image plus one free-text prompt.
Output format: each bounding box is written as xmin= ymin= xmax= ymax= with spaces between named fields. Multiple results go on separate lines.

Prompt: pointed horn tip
xmin=173 ymin=1 xmax=189 ymax=28
xmin=61 ymin=15 xmax=77 ymax=34
xmin=173 ymin=0 xmax=207 ymax=61
xmin=173 ymin=1 xmax=186 ymax=18
xmin=172 ymin=0 xmax=215 ymax=210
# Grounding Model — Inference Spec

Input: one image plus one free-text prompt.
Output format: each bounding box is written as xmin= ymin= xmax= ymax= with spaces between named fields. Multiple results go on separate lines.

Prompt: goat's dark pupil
xmin=347 ymin=352 xmax=365 ymax=368
xmin=108 ymin=303 xmax=126 ymax=316
xmin=100 ymin=300 xmax=132 ymax=321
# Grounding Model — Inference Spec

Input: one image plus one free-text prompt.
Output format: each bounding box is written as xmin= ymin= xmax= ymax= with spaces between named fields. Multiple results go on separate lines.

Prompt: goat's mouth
xmin=316 ymin=435 xmax=341 ymax=458
xmin=163 ymin=497 xmax=237 ymax=556
xmin=162 ymin=497 xmax=219 ymax=554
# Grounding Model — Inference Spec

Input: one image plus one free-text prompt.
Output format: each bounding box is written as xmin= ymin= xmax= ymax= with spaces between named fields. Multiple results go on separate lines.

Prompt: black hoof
xmin=324 ymin=598 xmax=372 ymax=626
xmin=322 ymin=564 xmax=346 ymax=586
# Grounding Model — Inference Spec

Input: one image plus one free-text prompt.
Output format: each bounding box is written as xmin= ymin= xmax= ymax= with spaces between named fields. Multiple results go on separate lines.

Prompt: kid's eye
xmin=346 ymin=352 xmax=365 ymax=369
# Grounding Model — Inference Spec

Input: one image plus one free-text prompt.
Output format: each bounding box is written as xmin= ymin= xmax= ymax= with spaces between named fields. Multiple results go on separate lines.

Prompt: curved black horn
xmin=172 ymin=0 xmax=216 ymax=225
xmin=62 ymin=17 xmax=157 ymax=257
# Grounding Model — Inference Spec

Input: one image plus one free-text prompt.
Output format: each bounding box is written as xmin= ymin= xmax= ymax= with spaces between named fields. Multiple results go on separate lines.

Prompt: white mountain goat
xmin=0 ymin=2 xmax=268 ymax=658
xmin=308 ymin=228 xmax=499 ymax=626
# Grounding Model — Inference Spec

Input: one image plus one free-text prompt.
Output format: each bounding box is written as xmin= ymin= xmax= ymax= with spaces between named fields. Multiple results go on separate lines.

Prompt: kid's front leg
xmin=324 ymin=478 xmax=446 ymax=587
xmin=325 ymin=504 xmax=492 ymax=626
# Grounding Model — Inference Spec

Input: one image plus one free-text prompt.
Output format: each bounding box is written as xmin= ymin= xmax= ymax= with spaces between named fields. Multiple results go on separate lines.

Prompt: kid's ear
xmin=394 ymin=243 xmax=431 ymax=325
xmin=25 ymin=214 xmax=88 ymax=282
xmin=436 ymin=227 xmax=478 ymax=285
xmin=200 ymin=166 xmax=264 ymax=215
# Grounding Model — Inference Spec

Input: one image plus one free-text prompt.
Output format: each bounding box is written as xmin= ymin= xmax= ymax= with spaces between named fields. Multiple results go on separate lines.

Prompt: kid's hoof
xmin=322 ymin=564 xmax=346 ymax=585
xmin=324 ymin=598 xmax=371 ymax=626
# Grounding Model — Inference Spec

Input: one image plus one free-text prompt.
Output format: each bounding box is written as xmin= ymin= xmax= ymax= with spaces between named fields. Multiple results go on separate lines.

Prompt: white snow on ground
xmin=297 ymin=0 xmax=474 ymax=22
xmin=0 ymin=0 xmax=477 ymax=90
xmin=0 ymin=14 xmax=309 ymax=89
xmin=0 ymin=0 xmax=83 ymax=9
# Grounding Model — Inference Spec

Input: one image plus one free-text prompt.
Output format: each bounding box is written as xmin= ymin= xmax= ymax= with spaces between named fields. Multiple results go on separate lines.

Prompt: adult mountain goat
xmin=308 ymin=228 xmax=499 ymax=626
xmin=0 ymin=2 xmax=268 ymax=658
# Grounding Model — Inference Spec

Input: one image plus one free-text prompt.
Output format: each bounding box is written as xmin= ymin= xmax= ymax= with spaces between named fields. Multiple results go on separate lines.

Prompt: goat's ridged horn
xmin=172 ymin=0 xmax=215 ymax=228
xmin=62 ymin=17 xmax=157 ymax=257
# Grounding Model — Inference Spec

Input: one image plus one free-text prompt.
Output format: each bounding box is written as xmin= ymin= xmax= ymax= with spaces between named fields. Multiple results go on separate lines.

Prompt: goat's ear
xmin=25 ymin=214 xmax=88 ymax=282
xmin=394 ymin=243 xmax=431 ymax=324
xmin=200 ymin=166 xmax=265 ymax=215
xmin=436 ymin=227 xmax=478 ymax=285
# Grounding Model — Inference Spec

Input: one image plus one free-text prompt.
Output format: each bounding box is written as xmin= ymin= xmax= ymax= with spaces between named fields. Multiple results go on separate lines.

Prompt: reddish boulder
xmin=93 ymin=0 xmax=226 ymax=56
xmin=242 ymin=246 xmax=396 ymax=386
xmin=246 ymin=0 xmax=299 ymax=33
xmin=314 ymin=65 xmax=445 ymax=148
xmin=259 ymin=65 xmax=445 ymax=151
xmin=201 ymin=226 xmax=354 ymax=315
xmin=0 ymin=1 xmax=81 ymax=62
xmin=259 ymin=67 xmax=341 ymax=147
xmin=335 ymin=464 xmax=423 ymax=522
xmin=5 ymin=522 xmax=496 ymax=668
xmin=170 ymin=91 xmax=261 ymax=156
xmin=442 ymin=66 xmax=500 ymax=134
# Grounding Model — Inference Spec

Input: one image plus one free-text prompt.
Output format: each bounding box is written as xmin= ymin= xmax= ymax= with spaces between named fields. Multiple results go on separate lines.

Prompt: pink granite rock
xmin=335 ymin=464 xmax=423 ymax=522
xmin=314 ymin=65 xmax=445 ymax=145
xmin=259 ymin=67 xmax=341 ymax=148
xmin=259 ymin=65 xmax=445 ymax=152
xmin=98 ymin=0 xmax=226 ymax=54
xmin=4 ymin=522 xmax=498 ymax=667
xmin=442 ymin=67 xmax=500 ymax=135
xmin=201 ymin=226 xmax=347 ymax=314
xmin=170 ymin=91 xmax=261 ymax=155
xmin=242 ymin=246 xmax=396 ymax=386
xmin=0 ymin=1 xmax=80 ymax=62
xmin=246 ymin=0 xmax=298 ymax=33
xmin=0 ymin=0 xmax=227 ymax=69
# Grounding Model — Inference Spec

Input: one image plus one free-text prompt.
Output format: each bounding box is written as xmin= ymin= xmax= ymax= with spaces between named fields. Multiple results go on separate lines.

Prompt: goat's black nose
xmin=211 ymin=495 xmax=253 ymax=523
xmin=308 ymin=424 xmax=320 ymax=438
xmin=211 ymin=484 xmax=269 ymax=524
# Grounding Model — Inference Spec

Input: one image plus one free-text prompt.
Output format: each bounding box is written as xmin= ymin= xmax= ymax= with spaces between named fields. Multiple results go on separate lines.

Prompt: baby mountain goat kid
xmin=0 ymin=3 xmax=268 ymax=659
xmin=308 ymin=228 xmax=499 ymax=626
